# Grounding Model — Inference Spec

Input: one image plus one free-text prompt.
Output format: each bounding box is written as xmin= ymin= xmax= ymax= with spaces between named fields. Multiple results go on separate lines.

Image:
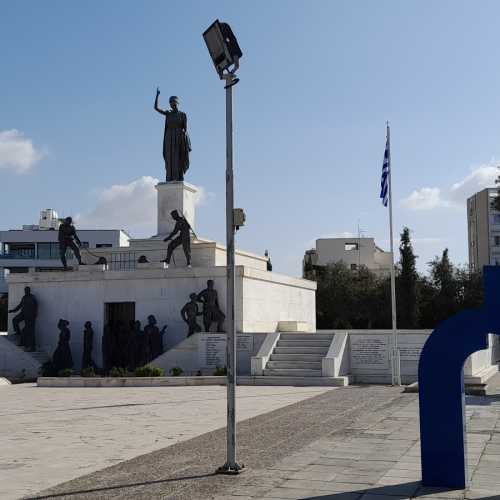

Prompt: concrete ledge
xmin=37 ymin=375 xmax=351 ymax=388
xmin=404 ymin=380 xmax=490 ymax=396
xmin=251 ymin=333 xmax=280 ymax=376
xmin=37 ymin=376 xmax=227 ymax=388
xmin=0 ymin=377 xmax=12 ymax=386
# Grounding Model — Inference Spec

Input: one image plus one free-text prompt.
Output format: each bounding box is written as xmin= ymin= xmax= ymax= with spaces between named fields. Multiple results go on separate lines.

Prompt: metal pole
xmin=218 ymin=72 xmax=243 ymax=474
xmin=387 ymin=123 xmax=400 ymax=386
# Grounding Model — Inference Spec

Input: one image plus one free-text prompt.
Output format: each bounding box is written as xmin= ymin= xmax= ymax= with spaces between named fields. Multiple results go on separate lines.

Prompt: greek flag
xmin=380 ymin=133 xmax=390 ymax=207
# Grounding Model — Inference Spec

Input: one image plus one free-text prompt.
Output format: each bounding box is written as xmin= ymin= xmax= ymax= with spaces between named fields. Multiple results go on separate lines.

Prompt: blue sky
xmin=1 ymin=1 xmax=499 ymax=276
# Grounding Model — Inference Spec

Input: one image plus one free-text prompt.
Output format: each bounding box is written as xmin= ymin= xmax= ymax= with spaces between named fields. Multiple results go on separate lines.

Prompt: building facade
xmin=0 ymin=210 xmax=130 ymax=293
xmin=467 ymin=188 xmax=500 ymax=272
xmin=303 ymin=237 xmax=392 ymax=277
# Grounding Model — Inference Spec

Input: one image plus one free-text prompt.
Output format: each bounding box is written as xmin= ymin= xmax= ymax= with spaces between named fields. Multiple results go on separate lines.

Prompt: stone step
xmin=277 ymin=340 xmax=332 ymax=348
xmin=270 ymin=353 xmax=324 ymax=362
xmin=238 ymin=376 xmax=349 ymax=387
xmin=266 ymin=361 xmax=322 ymax=370
xmin=263 ymin=368 xmax=322 ymax=377
xmin=273 ymin=346 xmax=329 ymax=355
xmin=279 ymin=334 xmax=334 ymax=341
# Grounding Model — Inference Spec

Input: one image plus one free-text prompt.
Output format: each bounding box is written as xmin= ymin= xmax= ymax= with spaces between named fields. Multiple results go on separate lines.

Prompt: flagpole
xmin=386 ymin=122 xmax=400 ymax=386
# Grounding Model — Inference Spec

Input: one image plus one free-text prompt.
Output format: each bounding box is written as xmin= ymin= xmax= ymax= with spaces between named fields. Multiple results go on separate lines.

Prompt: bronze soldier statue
xmin=197 ymin=280 xmax=225 ymax=332
xmin=181 ymin=293 xmax=202 ymax=337
xmin=9 ymin=286 xmax=38 ymax=351
xmin=162 ymin=210 xmax=192 ymax=268
xmin=154 ymin=89 xmax=191 ymax=182
xmin=58 ymin=217 xmax=85 ymax=269
xmin=144 ymin=315 xmax=166 ymax=360
xmin=81 ymin=321 xmax=95 ymax=370
xmin=52 ymin=319 xmax=73 ymax=373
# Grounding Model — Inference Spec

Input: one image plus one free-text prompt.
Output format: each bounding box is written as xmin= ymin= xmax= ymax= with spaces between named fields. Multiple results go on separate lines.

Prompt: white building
xmin=467 ymin=188 xmax=500 ymax=272
xmin=304 ymin=237 xmax=392 ymax=276
xmin=0 ymin=209 xmax=130 ymax=293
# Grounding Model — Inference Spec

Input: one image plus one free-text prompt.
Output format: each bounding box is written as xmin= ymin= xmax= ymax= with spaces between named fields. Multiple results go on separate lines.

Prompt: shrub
xmin=213 ymin=366 xmax=227 ymax=376
xmin=135 ymin=365 xmax=165 ymax=377
xmin=80 ymin=367 xmax=96 ymax=378
xmin=169 ymin=367 xmax=184 ymax=377
xmin=58 ymin=368 xmax=73 ymax=377
xmin=40 ymin=361 xmax=56 ymax=377
xmin=109 ymin=366 xmax=128 ymax=377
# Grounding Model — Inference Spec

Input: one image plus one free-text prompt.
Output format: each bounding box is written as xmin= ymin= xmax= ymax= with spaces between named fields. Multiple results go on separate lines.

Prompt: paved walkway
xmin=0 ymin=384 xmax=332 ymax=500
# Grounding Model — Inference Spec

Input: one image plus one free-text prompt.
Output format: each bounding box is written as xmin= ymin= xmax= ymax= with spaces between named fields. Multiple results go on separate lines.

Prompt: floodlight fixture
xmin=203 ymin=19 xmax=242 ymax=78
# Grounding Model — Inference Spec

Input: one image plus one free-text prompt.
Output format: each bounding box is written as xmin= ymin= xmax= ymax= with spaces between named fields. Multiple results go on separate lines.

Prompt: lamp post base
xmin=216 ymin=462 xmax=245 ymax=475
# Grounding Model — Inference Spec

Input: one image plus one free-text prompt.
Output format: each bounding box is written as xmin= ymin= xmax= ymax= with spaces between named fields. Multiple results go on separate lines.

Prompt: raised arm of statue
xmin=154 ymin=87 xmax=167 ymax=116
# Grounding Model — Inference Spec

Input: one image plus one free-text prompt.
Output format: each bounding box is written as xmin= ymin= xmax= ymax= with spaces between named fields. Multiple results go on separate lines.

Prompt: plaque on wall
xmin=399 ymin=334 xmax=428 ymax=361
xmin=198 ymin=334 xmax=227 ymax=368
xmin=237 ymin=334 xmax=253 ymax=352
xmin=350 ymin=335 xmax=390 ymax=369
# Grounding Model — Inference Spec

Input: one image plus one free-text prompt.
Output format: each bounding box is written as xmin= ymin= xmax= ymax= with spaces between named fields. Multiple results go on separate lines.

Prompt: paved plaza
xmin=3 ymin=382 xmax=500 ymax=499
xmin=0 ymin=384 xmax=331 ymax=500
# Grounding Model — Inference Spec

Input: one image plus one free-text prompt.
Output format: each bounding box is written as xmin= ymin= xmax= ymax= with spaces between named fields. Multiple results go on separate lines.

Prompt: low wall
xmin=318 ymin=330 xmax=499 ymax=384
xmin=0 ymin=336 xmax=41 ymax=379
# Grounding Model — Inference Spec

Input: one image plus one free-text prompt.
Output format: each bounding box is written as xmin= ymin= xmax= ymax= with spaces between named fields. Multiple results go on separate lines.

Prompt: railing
xmin=0 ymin=251 xmax=36 ymax=259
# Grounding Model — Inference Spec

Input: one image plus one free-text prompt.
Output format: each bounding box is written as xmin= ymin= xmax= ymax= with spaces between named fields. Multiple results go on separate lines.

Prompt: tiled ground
xmin=215 ymin=395 xmax=500 ymax=499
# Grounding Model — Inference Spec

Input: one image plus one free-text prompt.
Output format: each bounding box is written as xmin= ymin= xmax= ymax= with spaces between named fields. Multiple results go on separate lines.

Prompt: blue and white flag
xmin=380 ymin=131 xmax=390 ymax=207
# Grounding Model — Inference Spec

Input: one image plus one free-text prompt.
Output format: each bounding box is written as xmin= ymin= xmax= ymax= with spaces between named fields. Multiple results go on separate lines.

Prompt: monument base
xmin=156 ymin=181 xmax=198 ymax=237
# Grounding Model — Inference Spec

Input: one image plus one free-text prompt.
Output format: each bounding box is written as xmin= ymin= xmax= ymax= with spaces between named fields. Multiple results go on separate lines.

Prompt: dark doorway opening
xmin=105 ymin=302 xmax=135 ymax=325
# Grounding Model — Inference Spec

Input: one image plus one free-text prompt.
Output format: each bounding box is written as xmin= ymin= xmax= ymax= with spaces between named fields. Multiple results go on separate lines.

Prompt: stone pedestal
xmin=156 ymin=181 xmax=197 ymax=237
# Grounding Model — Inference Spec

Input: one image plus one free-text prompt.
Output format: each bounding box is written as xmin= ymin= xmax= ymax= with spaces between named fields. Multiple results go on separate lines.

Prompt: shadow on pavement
xmin=24 ymin=472 xmax=217 ymax=499
xmin=306 ymin=481 xmax=496 ymax=499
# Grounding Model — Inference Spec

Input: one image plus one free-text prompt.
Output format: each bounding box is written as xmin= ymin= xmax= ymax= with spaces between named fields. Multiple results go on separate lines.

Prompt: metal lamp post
xmin=203 ymin=19 xmax=245 ymax=474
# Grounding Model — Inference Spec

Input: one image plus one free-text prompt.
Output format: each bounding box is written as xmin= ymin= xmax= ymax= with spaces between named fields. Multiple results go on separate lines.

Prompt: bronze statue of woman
xmin=154 ymin=88 xmax=191 ymax=182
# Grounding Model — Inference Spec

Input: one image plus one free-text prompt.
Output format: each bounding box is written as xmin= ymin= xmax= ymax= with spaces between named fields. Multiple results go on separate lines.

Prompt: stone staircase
xmin=264 ymin=333 xmax=334 ymax=377
xmin=242 ymin=332 xmax=348 ymax=386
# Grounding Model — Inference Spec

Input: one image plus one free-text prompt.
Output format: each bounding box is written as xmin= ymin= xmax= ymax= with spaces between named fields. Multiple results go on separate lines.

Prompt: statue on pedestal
xmin=53 ymin=319 xmax=73 ymax=373
xmin=181 ymin=293 xmax=202 ymax=337
xmin=58 ymin=217 xmax=85 ymax=269
xmin=197 ymin=280 xmax=225 ymax=332
xmin=154 ymin=89 xmax=191 ymax=182
xmin=162 ymin=210 xmax=192 ymax=268
xmin=9 ymin=286 xmax=38 ymax=351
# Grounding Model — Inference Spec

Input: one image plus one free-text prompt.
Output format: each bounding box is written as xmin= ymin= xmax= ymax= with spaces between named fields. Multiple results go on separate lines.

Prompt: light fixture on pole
xmin=203 ymin=19 xmax=245 ymax=475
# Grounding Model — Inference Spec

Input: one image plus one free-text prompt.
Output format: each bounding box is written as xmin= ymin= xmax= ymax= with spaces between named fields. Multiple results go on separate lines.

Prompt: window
xmin=37 ymin=243 xmax=60 ymax=260
xmin=345 ymin=243 xmax=358 ymax=251
xmin=350 ymin=263 xmax=358 ymax=270
xmin=96 ymin=243 xmax=112 ymax=248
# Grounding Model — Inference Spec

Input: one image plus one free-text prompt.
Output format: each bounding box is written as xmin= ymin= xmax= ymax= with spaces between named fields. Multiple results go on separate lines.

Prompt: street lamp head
xmin=203 ymin=19 xmax=242 ymax=78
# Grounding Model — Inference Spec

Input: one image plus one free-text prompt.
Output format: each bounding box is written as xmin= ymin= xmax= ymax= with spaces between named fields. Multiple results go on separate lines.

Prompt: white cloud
xmin=0 ymin=129 xmax=44 ymax=173
xmin=76 ymin=176 xmax=159 ymax=237
xmin=75 ymin=176 xmax=214 ymax=238
xmin=402 ymin=162 xmax=500 ymax=211
xmin=449 ymin=164 xmax=498 ymax=205
xmin=401 ymin=187 xmax=445 ymax=211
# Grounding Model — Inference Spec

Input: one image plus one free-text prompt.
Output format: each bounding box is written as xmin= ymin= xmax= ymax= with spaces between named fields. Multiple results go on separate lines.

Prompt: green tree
xmin=397 ymin=227 xmax=419 ymax=328
xmin=492 ymin=168 xmax=500 ymax=212
xmin=427 ymin=248 xmax=458 ymax=324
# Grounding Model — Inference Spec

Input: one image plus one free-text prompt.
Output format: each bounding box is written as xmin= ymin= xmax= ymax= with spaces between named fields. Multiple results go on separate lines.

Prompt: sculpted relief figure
xmin=197 ymin=280 xmax=225 ymax=332
xmin=181 ymin=293 xmax=202 ymax=337
xmin=9 ymin=286 xmax=38 ymax=351
xmin=154 ymin=89 xmax=191 ymax=182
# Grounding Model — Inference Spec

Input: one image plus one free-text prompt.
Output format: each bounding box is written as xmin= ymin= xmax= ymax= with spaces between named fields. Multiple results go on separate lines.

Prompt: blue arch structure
xmin=419 ymin=266 xmax=500 ymax=488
